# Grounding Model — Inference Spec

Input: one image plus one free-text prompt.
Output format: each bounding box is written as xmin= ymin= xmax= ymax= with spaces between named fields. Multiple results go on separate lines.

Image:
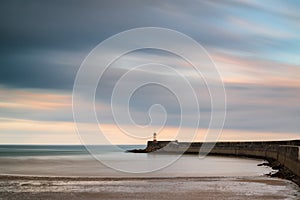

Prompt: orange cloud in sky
xmin=211 ymin=52 xmax=300 ymax=87
xmin=0 ymin=118 xmax=298 ymax=144
xmin=0 ymin=87 xmax=71 ymax=110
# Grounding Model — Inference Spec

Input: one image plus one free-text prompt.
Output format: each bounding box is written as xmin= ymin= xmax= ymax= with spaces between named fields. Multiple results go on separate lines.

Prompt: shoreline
xmin=0 ymin=174 xmax=273 ymax=181
xmin=263 ymin=158 xmax=300 ymax=186
xmin=0 ymin=175 xmax=299 ymax=200
xmin=0 ymin=169 xmax=298 ymax=186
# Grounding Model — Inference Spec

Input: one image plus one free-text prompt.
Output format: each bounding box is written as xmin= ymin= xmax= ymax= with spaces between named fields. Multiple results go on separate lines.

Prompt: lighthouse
xmin=153 ymin=132 xmax=157 ymax=142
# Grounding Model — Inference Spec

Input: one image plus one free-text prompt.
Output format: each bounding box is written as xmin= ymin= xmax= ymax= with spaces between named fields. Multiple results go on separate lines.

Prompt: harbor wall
xmin=146 ymin=140 xmax=300 ymax=178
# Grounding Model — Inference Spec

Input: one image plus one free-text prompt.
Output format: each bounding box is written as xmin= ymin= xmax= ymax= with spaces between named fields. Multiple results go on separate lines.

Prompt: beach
xmin=0 ymin=176 xmax=299 ymax=200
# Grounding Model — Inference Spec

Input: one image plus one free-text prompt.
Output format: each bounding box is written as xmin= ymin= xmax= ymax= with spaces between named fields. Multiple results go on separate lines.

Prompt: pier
xmin=129 ymin=139 xmax=300 ymax=185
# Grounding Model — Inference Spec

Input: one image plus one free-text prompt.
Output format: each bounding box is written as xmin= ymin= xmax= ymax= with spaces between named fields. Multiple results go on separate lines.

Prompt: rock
xmin=126 ymin=149 xmax=147 ymax=153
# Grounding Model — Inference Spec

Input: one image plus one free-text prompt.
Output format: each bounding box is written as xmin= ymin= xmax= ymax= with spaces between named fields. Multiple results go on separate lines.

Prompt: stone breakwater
xmin=129 ymin=140 xmax=300 ymax=186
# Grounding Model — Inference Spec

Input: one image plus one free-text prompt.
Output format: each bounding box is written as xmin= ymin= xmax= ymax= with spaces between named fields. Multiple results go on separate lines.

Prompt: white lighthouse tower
xmin=153 ymin=132 xmax=157 ymax=142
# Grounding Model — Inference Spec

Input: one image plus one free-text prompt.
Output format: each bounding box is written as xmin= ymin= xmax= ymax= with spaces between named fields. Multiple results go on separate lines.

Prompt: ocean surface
xmin=0 ymin=145 xmax=273 ymax=177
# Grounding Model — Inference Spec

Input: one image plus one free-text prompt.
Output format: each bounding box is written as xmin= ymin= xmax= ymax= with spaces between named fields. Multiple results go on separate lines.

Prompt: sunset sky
xmin=0 ymin=0 xmax=299 ymax=144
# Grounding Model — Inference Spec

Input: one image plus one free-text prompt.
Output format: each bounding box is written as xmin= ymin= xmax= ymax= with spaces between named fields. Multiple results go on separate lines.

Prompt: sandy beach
xmin=0 ymin=176 xmax=299 ymax=200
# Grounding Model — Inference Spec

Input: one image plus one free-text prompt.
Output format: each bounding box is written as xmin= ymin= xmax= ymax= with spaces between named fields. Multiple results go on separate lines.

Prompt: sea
xmin=0 ymin=144 xmax=273 ymax=177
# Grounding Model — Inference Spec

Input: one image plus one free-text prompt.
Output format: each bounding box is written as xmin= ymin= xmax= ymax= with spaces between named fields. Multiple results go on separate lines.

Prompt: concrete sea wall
xmin=146 ymin=140 xmax=300 ymax=179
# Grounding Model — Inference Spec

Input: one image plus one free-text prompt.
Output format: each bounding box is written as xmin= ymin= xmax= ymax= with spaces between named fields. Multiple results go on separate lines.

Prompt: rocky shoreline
xmin=126 ymin=148 xmax=148 ymax=153
xmin=261 ymin=158 xmax=300 ymax=186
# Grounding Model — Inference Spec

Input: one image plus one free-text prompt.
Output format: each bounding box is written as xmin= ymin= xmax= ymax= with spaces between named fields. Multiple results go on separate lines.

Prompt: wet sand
xmin=0 ymin=176 xmax=299 ymax=200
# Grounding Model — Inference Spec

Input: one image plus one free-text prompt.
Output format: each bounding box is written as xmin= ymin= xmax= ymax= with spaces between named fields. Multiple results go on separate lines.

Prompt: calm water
xmin=0 ymin=145 xmax=143 ymax=157
xmin=0 ymin=145 xmax=273 ymax=177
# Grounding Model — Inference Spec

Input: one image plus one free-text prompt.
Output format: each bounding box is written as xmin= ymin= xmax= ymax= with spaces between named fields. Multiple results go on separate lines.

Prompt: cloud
xmin=0 ymin=49 xmax=82 ymax=90
xmin=1 ymin=0 xmax=299 ymax=90
xmin=212 ymin=51 xmax=300 ymax=87
xmin=0 ymin=118 xmax=80 ymax=144
xmin=1 ymin=118 xmax=298 ymax=145
xmin=0 ymin=1 xmax=299 ymax=143
xmin=0 ymin=86 xmax=73 ymax=122
xmin=224 ymin=82 xmax=300 ymax=133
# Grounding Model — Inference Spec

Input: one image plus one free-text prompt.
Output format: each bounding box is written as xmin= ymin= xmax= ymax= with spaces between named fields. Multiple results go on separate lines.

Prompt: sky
xmin=0 ymin=0 xmax=299 ymax=144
